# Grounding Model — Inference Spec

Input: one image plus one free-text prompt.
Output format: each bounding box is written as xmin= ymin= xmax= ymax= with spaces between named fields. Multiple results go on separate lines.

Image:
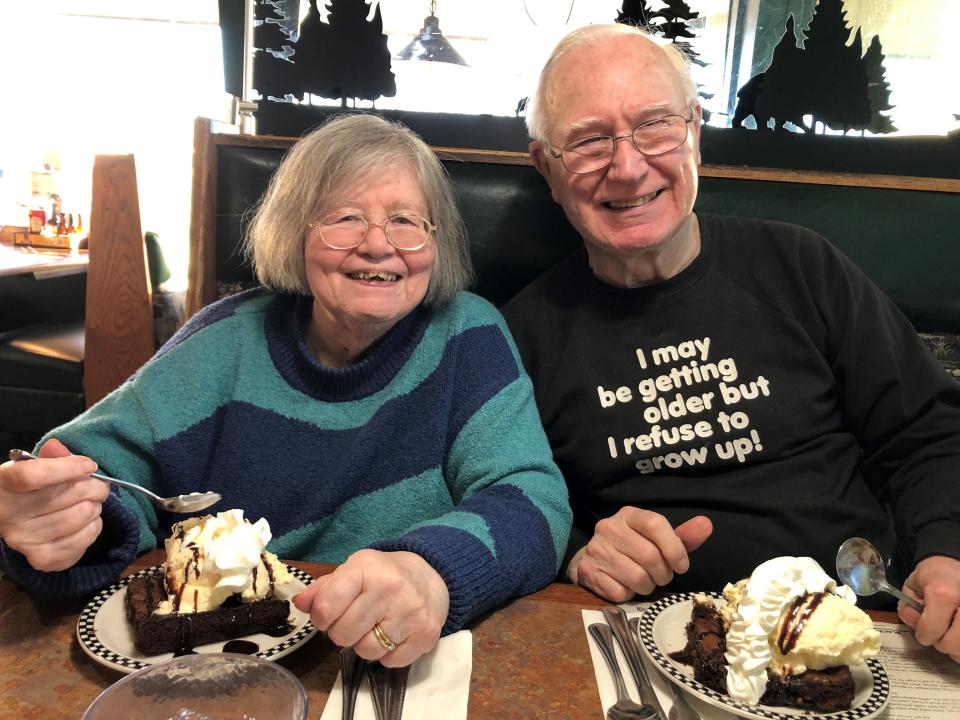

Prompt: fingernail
xmin=677 ymin=556 xmax=690 ymax=573
xmin=82 ymin=460 xmax=98 ymax=474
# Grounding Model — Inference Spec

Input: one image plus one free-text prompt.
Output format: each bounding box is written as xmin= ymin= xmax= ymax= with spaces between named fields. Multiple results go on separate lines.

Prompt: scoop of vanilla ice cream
xmin=158 ymin=509 xmax=293 ymax=614
xmin=723 ymin=556 xmax=867 ymax=705
xmin=767 ymin=592 xmax=880 ymax=675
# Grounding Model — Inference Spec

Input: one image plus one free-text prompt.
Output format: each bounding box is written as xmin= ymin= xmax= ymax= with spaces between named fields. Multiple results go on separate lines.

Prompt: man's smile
xmin=603 ymin=189 xmax=662 ymax=210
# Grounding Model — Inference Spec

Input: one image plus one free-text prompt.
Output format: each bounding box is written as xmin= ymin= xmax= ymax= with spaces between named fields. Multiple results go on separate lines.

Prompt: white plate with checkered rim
xmin=76 ymin=564 xmax=317 ymax=674
xmin=637 ymin=592 xmax=890 ymax=720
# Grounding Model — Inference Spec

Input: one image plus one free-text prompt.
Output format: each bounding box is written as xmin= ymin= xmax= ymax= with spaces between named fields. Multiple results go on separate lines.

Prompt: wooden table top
xmin=0 ymin=237 xmax=88 ymax=278
xmin=0 ymin=550 xmax=899 ymax=719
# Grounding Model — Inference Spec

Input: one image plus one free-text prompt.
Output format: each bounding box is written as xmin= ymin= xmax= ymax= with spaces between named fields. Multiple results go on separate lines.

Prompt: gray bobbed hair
xmin=244 ymin=113 xmax=473 ymax=305
xmin=525 ymin=23 xmax=698 ymax=143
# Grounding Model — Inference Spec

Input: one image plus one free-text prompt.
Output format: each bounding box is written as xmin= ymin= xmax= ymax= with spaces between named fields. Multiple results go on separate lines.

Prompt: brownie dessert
xmin=123 ymin=510 xmax=297 ymax=656
xmin=125 ymin=571 xmax=291 ymax=655
xmin=670 ymin=597 xmax=855 ymax=712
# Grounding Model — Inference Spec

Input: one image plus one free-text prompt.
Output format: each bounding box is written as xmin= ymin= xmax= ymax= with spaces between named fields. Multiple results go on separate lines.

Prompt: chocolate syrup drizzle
xmin=171 ymin=543 xmax=201 ymax=612
xmin=777 ymin=591 xmax=826 ymax=655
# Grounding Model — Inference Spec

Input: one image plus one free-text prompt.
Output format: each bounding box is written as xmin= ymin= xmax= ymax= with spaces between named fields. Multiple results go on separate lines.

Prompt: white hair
xmin=525 ymin=23 xmax=698 ymax=143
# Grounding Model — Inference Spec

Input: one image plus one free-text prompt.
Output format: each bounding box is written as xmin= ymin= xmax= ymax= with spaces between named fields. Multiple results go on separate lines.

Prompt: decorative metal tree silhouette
xmin=862 ymin=35 xmax=897 ymax=134
xmin=294 ymin=0 xmax=337 ymax=102
xmin=254 ymin=0 xmax=298 ymax=101
xmin=751 ymin=16 xmax=811 ymax=131
xmin=617 ymin=0 xmax=703 ymax=67
xmin=650 ymin=0 xmax=705 ymax=68
xmin=734 ymin=0 xmax=894 ymax=135
xmin=259 ymin=0 xmax=396 ymax=109
xmin=803 ymin=0 xmax=870 ymax=132
xmin=617 ymin=0 xmax=657 ymax=28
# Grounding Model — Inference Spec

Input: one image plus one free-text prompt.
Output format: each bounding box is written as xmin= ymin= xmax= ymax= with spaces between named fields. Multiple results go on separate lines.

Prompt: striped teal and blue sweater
xmin=1 ymin=289 xmax=571 ymax=633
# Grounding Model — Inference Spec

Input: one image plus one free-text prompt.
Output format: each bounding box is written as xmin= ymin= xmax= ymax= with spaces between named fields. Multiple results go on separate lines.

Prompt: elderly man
xmin=502 ymin=23 xmax=960 ymax=661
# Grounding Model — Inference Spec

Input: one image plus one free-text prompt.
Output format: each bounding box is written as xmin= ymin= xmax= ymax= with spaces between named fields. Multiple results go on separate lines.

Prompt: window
xmin=0 ymin=1 xmax=228 ymax=288
xmin=267 ymin=0 xmax=958 ymax=136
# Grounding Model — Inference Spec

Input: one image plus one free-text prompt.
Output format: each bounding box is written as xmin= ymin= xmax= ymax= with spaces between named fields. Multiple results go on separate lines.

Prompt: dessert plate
xmin=637 ymin=592 xmax=890 ymax=720
xmin=76 ymin=564 xmax=317 ymax=674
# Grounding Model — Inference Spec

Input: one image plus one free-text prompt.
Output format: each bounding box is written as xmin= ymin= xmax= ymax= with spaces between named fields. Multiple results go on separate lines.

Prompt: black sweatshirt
xmin=503 ymin=213 xmax=960 ymax=602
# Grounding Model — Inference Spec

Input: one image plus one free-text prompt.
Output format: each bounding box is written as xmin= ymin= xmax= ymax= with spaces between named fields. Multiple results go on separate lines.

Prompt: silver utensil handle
xmin=881 ymin=580 xmax=925 ymax=614
xmin=366 ymin=661 xmax=409 ymax=720
xmin=339 ymin=648 xmax=366 ymax=720
xmin=589 ymin=623 xmax=630 ymax=700
xmin=603 ymin=606 xmax=666 ymax=717
xmin=9 ymin=449 xmax=165 ymax=503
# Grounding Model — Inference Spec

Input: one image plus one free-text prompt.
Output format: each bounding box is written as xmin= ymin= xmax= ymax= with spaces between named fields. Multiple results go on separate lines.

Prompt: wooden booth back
xmin=187 ymin=119 xmax=960 ymax=367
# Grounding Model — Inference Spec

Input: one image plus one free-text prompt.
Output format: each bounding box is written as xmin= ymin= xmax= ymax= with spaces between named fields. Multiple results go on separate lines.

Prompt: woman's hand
xmin=292 ymin=549 xmax=450 ymax=667
xmin=0 ymin=438 xmax=109 ymax=571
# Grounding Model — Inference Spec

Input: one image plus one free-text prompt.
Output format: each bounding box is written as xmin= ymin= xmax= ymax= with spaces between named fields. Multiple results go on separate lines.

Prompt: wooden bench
xmin=187 ymin=117 xmax=960 ymax=377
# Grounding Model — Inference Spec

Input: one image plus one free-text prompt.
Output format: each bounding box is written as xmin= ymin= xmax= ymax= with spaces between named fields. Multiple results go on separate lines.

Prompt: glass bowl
xmin=83 ymin=653 xmax=308 ymax=720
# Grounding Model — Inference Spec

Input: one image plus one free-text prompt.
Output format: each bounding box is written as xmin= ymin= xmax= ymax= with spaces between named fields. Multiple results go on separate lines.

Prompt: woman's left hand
xmin=292 ymin=549 xmax=450 ymax=667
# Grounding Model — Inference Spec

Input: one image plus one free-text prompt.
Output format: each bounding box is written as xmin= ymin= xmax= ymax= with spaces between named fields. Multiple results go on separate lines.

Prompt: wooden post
xmin=186 ymin=117 xmax=219 ymax=320
xmin=84 ymin=155 xmax=155 ymax=408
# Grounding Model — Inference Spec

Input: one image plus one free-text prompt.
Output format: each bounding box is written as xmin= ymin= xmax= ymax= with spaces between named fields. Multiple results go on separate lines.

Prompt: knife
xmin=602 ymin=605 xmax=666 ymax=718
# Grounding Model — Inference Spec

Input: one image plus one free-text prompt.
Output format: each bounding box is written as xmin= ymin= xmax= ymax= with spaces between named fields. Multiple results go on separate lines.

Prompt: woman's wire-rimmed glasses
xmin=548 ymin=114 xmax=695 ymax=174
xmin=307 ymin=212 xmax=437 ymax=251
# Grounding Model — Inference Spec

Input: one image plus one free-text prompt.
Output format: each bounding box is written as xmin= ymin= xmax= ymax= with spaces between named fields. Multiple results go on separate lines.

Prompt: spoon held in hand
xmin=8 ymin=448 xmax=221 ymax=514
xmin=836 ymin=536 xmax=924 ymax=613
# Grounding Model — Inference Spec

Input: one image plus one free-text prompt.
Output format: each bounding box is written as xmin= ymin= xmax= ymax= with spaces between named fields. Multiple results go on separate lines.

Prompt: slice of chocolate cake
xmin=671 ymin=596 xmax=856 ymax=713
xmin=125 ymin=571 xmax=291 ymax=656
xmin=669 ymin=595 xmax=728 ymax=692
xmin=762 ymin=664 xmax=854 ymax=713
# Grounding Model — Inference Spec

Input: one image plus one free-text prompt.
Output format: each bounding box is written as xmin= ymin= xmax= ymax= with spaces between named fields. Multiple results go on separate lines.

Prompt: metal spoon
xmin=589 ymin=623 xmax=661 ymax=720
xmin=629 ymin=616 xmax=701 ymax=720
xmin=836 ymin=536 xmax=924 ymax=613
xmin=8 ymin=449 xmax=221 ymax=514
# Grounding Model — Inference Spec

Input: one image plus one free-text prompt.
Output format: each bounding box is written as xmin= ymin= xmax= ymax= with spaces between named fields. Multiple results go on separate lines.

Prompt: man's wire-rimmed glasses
xmin=548 ymin=114 xmax=695 ymax=174
xmin=307 ymin=212 xmax=437 ymax=251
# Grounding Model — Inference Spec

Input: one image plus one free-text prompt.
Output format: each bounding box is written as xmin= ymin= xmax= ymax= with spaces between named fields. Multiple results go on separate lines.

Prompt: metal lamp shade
xmin=395 ymin=13 xmax=468 ymax=66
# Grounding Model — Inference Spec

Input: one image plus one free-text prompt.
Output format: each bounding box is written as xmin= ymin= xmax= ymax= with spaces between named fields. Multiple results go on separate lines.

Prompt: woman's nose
xmin=357 ymin=222 xmax=395 ymax=256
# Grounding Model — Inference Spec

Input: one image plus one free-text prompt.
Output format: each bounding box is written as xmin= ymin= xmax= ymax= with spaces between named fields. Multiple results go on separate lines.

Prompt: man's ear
xmin=690 ymin=103 xmax=704 ymax=167
xmin=529 ymin=140 xmax=560 ymax=203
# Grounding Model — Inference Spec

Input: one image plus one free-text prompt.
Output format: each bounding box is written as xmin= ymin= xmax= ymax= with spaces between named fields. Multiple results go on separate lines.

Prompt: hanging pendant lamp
xmin=395 ymin=1 xmax=468 ymax=66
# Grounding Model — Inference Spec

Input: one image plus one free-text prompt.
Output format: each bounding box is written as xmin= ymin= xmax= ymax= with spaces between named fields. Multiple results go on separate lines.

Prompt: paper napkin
xmin=320 ymin=630 xmax=472 ymax=720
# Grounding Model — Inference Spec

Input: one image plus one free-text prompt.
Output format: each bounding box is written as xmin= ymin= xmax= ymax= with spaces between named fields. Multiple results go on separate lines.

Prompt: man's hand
xmin=0 ymin=438 xmax=108 ymax=571
xmin=899 ymin=555 xmax=960 ymax=662
xmin=292 ymin=549 xmax=450 ymax=667
xmin=568 ymin=508 xmax=713 ymax=601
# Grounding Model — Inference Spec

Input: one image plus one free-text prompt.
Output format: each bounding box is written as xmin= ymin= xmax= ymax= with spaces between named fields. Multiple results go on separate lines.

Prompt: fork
xmin=8 ymin=449 xmax=221 ymax=513
xmin=366 ymin=661 xmax=409 ymax=720
xmin=628 ymin=616 xmax=701 ymax=720
xmin=589 ymin=623 xmax=661 ymax=719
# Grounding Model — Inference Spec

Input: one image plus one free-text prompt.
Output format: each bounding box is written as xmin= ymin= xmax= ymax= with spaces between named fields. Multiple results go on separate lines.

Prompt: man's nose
xmin=606 ymin=134 xmax=650 ymax=180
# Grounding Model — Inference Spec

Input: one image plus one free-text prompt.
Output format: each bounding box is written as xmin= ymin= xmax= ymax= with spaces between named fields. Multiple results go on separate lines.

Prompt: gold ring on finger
xmin=373 ymin=622 xmax=397 ymax=652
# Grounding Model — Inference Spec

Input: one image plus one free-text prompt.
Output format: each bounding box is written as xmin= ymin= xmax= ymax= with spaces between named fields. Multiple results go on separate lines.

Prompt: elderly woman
xmin=0 ymin=114 xmax=572 ymax=666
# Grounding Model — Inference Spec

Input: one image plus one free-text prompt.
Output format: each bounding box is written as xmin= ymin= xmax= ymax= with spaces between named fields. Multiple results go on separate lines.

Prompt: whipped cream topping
xmin=182 ymin=509 xmax=272 ymax=591
xmin=159 ymin=509 xmax=292 ymax=614
xmin=723 ymin=556 xmax=856 ymax=705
